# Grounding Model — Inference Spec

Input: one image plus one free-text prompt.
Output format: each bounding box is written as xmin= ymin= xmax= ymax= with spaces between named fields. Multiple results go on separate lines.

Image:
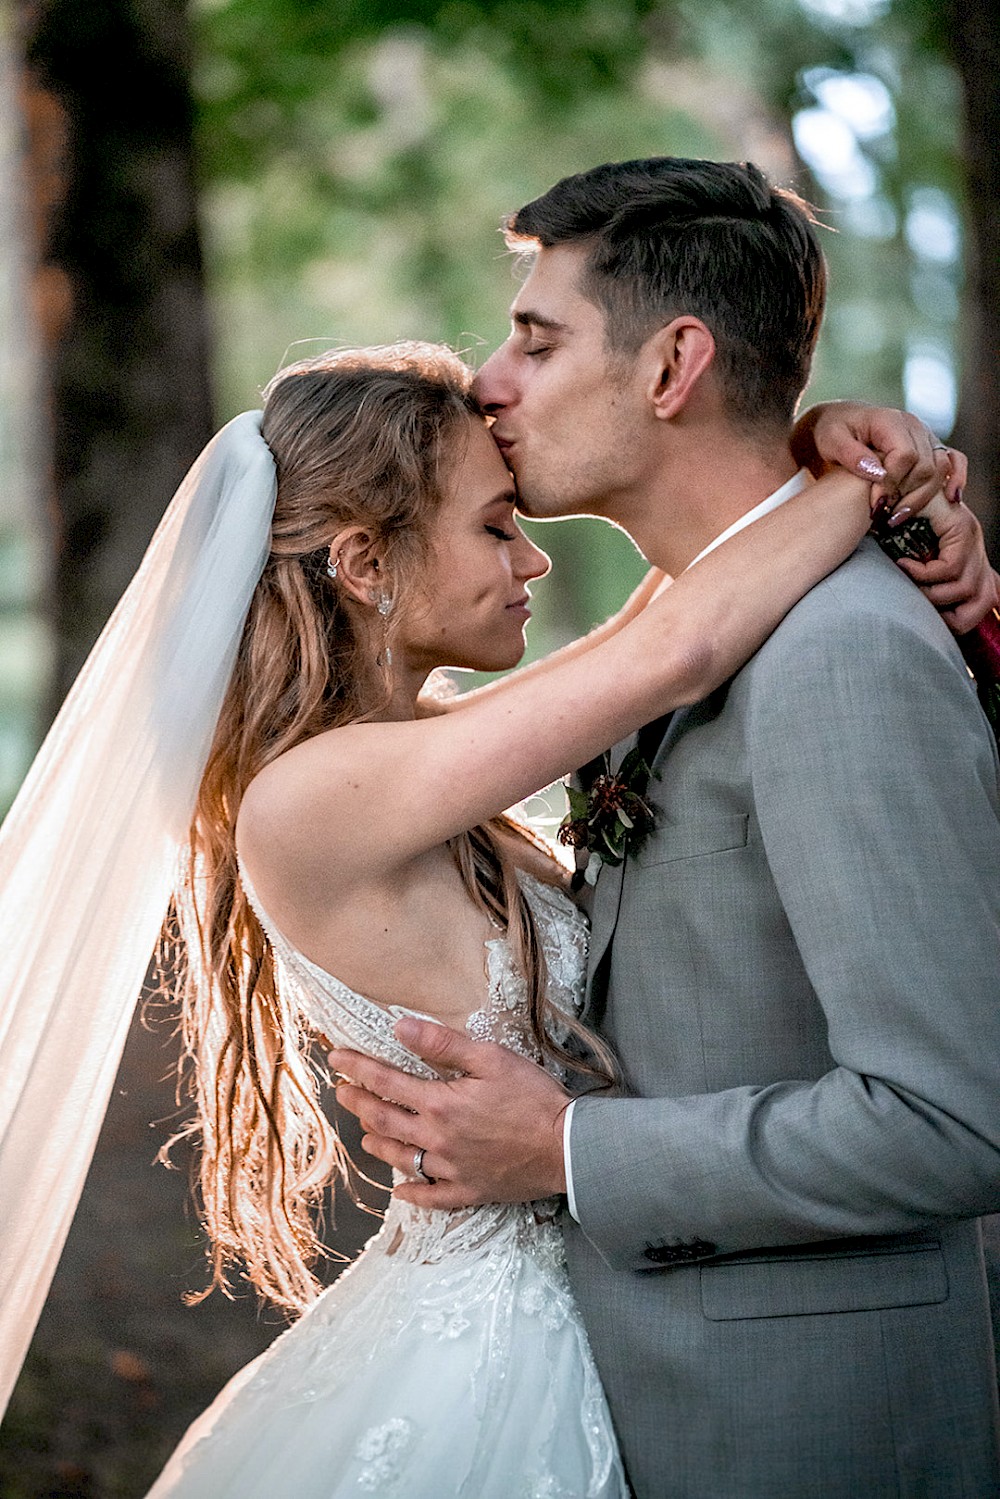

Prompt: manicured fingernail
xmin=858 ymin=455 xmax=888 ymax=480
xmin=888 ymin=506 xmax=913 ymax=528
xmin=395 ymin=1016 xmax=419 ymax=1042
xmin=951 ymin=486 xmax=964 ymax=506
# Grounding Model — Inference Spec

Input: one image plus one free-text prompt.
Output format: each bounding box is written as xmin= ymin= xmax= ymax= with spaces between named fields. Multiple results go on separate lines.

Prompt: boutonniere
xmin=558 ymin=746 xmax=657 ymax=884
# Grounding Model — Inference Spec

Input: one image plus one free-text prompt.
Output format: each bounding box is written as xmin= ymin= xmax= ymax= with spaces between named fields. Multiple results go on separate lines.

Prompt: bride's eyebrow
xmin=481 ymin=488 xmax=518 ymax=510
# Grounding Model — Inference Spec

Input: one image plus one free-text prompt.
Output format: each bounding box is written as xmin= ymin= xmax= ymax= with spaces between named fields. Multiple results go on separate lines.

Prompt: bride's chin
xmin=459 ymin=643 xmax=528 ymax=674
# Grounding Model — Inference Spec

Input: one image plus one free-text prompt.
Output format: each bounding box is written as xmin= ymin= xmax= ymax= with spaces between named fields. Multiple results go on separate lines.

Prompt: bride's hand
xmin=791 ymin=400 xmax=967 ymax=518
xmin=792 ymin=460 xmax=994 ymax=634
xmin=891 ymin=493 xmax=998 ymax=635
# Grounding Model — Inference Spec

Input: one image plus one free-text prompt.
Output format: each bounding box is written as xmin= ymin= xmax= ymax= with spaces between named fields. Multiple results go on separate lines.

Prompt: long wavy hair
xmin=166 ymin=342 xmax=616 ymax=1315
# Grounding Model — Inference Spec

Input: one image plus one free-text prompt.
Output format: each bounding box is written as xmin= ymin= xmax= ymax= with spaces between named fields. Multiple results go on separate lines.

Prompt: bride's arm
xmin=428 ymin=419 xmax=983 ymax=722
xmin=240 ymin=468 xmax=871 ymax=883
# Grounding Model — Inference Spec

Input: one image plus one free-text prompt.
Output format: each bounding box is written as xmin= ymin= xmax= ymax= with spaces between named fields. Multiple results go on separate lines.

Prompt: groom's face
xmin=474 ymin=244 xmax=648 ymax=521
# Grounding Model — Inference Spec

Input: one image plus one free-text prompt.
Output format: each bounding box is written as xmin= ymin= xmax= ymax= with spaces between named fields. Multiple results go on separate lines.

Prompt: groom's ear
xmin=644 ymin=317 xmax=716 ymax=421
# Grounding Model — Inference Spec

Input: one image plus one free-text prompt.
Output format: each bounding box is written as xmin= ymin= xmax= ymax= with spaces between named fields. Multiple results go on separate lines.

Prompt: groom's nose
xmin=472 ymin=345 xmax=510 ymax=412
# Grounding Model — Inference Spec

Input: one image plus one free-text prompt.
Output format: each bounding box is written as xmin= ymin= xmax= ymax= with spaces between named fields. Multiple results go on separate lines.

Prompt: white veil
xmin=0 ymin=410 xmax=277 ymax=1418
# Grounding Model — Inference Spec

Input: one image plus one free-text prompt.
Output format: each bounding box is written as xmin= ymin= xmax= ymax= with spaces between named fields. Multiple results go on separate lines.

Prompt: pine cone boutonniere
xmin=558 ymin=746 xmax=656 ymax=885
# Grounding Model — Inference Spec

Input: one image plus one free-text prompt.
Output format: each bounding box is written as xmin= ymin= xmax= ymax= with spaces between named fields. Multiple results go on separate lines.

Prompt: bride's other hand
xmin=893 ymin=495 xmax=999 ymax=635
xmin=792 ymin=400 xmax=967 ymax=515
xmin=792 ymin=402 xmax=994 ymax=633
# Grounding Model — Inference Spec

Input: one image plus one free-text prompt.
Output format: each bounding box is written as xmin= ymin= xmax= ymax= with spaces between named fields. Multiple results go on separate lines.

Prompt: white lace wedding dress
xmin=145 ymin=870 xmax=628 ymax=1499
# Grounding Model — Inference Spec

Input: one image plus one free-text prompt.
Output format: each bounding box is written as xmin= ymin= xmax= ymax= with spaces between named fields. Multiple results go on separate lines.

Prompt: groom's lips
xmin=507 ymin=593 xmax=531 ymax=618
xmin=492 ymin=434 xmax=514 ymax=455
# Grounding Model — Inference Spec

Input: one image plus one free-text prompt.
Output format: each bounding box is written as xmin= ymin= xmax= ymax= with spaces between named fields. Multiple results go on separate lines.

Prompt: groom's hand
xmin=330 ymin=1016 xmax=570 ymax=1209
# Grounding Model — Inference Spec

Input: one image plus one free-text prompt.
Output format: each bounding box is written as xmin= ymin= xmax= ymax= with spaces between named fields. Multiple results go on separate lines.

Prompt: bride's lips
xmin=492 ymin=434 xmax=514 ymax=456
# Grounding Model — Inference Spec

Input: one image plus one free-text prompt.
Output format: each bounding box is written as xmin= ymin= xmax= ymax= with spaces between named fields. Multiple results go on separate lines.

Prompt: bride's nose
xmin=514 ymin=532 xmax=550 ymax=581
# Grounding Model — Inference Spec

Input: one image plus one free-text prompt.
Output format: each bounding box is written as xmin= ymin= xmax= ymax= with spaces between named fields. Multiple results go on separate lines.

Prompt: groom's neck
xmin=623 ymin=426 xmax=799 ymax=576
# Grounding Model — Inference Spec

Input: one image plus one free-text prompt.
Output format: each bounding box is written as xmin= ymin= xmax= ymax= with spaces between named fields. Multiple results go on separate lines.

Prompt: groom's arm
xmin=567 ymin=558 xmax=1000 ymax=1269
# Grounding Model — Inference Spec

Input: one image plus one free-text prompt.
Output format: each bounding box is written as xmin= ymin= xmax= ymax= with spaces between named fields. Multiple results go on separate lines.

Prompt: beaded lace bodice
xmin=154 ymin=872 xmax=624 ymax=1499
xmin=238 ymin=865 xmax=589 ymax=1268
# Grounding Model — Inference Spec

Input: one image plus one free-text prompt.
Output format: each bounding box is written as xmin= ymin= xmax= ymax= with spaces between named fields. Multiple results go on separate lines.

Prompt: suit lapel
xmin=581 ymin=712 xmax=675 ymax=1020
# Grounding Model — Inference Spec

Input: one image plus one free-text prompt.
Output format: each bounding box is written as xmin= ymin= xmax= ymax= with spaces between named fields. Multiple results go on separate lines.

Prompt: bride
xmin=0 ymin=341 xmax=980 ymax=1496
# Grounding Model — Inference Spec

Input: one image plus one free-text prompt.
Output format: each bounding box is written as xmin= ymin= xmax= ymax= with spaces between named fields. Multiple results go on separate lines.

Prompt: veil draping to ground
xmin=0 ymin=412 xmax=275 ymax=1419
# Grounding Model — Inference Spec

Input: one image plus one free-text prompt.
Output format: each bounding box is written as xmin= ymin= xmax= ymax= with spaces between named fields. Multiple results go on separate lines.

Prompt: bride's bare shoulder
xmin=235 ymin=723 xmax=387 ymax=879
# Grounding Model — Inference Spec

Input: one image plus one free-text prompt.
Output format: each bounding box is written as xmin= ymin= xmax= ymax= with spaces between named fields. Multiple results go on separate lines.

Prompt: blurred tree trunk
xmin=942 ymin=0 xmax=1000 ymax=554
xmin=19 ymin=0 xmax=214 ymax=717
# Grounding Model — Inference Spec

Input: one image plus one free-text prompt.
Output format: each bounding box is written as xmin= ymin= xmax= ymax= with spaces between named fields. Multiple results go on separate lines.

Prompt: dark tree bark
xmin=942 ymin=0 xmax=1000 ymax=554
xmin=19 ymin=0 xmax=215 ymax=715
xmin=0 ymin=6 xmax=276 ymax=1490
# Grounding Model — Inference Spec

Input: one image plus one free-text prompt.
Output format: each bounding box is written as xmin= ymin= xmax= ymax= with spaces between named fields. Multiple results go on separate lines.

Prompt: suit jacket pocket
xmin=636 ymin=813 xmax=749 ymax=867
xmin=700 ymin=1241 xmax=947 ymax=1321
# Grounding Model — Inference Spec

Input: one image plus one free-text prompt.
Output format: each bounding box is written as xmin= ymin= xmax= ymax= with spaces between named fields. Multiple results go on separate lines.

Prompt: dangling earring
xmin=369 ymin=588 xmax=394 ymax=666
xmin=326 ymin=552 xmax=340 ymax=580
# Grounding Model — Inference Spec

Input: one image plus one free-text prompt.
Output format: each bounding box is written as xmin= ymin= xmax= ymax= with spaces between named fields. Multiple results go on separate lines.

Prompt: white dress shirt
xmin=563 ymin=468 xmax=812 ymax=1219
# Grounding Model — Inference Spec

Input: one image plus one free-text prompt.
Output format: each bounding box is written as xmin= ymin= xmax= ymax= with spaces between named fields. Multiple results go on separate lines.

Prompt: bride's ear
xmin=327 ymin=527 xmax=384 ymax=608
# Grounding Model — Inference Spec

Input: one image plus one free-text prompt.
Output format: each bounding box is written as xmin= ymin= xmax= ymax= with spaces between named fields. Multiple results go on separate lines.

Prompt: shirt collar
xmin=686 ymin=468 xmax=812 ymax=571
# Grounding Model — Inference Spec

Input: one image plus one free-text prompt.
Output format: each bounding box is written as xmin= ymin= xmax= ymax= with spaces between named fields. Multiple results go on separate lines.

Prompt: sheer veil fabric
xmin=0 ymin=412 xmax=276 ymax=1418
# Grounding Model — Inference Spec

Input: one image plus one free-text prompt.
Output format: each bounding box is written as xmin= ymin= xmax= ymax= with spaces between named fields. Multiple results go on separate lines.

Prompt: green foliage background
xmin=190 ymin=0 xmax=968 ymax=654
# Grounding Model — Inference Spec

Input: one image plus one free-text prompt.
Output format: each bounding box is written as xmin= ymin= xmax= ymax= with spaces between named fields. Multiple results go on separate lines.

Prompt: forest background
xmin=0 ymin=0 xmax=997 ymax=1493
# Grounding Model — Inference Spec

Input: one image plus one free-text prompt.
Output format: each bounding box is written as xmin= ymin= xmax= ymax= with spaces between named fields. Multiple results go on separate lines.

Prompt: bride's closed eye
xmin=485 ymin=525 xmax=518 ymax=541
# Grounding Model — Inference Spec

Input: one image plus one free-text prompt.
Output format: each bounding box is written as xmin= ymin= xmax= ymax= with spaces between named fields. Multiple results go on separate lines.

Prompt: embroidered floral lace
xmin=145 ymin=870 xmax=626 ymax=1499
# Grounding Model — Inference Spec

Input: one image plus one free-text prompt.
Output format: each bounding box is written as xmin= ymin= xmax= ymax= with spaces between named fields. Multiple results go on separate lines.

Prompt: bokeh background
xmin=0 ymin=0 xmax=997 ymax=1492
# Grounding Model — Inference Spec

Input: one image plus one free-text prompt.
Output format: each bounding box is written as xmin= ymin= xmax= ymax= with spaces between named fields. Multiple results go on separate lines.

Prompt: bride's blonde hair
xmin=166 ymin=342 xmax=615 ymax=1315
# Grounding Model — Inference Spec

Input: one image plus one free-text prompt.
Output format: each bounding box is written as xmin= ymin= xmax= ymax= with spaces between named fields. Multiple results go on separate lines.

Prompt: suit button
xmin=643 ymin=1238 xmax=718 ymax=1265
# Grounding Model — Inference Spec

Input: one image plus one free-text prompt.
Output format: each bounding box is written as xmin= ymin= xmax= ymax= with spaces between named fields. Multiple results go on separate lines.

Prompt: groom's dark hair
xmin=505 ymin=157 xmax=826 ymax=431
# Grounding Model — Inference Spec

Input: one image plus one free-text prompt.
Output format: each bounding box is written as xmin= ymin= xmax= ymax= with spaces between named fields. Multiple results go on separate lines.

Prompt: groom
xmin=333 ymin=158 xmax=1000 ymax=1495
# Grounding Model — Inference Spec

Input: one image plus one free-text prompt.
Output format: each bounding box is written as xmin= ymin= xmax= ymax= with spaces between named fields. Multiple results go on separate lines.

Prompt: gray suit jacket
xmin=566 ymin=540 xmax=1000 ymax=1497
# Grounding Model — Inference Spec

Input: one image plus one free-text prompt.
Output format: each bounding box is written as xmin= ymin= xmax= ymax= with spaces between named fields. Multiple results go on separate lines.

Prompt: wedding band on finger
xmin=412 ymin=1147 xmax=435 ymax=1184
xmin=931 ymin=443 xmax=949 ymax=454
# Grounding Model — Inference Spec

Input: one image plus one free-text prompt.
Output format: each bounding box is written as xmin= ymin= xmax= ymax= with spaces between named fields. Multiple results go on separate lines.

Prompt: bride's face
xmin=396 ymin=416 xmax=551 ymax=675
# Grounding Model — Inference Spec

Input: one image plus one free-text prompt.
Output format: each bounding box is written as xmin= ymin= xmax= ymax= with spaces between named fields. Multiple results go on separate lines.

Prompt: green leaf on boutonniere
xmin=565 ymin=785 xmax=591 ymax=821
xmin=617 ymin=744 xmax=650 ymax=782
xmin=558 ymin=748 xmax=657 ymax=873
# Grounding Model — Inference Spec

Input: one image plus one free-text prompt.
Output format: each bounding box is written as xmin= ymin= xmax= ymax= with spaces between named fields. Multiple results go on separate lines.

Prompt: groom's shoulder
xmin=752 ymin=536 xmax=963 ymax=671
xmin=733 ymin=537 xmax=984 ymax=726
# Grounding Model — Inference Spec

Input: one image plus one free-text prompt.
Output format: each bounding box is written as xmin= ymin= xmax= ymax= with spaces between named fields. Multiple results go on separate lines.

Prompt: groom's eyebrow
xmin=511 ymin=309 xmax=567 ymax=334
